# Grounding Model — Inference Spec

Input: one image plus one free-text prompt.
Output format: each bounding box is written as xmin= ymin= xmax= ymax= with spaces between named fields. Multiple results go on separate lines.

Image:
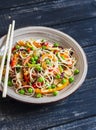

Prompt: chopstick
xmin=0 ymin=24 xmax=12 ymax=85
xmin=1 ymin=20 xmax=15 ymax=97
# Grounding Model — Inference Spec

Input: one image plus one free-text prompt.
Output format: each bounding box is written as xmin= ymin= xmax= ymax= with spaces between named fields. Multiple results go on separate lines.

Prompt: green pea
xmin=19 ymin=89 xmax=25 ymax=95
xmin=56 ymin=74 xmax=60 ymax=79
xmin=51 ymin=84 xmax=56 ymax=88
xmin=28 ymin=88 xmax=33 ymax=93
xmin=74 ymin=69 xmax=80 ymax=75
xmin=37 ymin=77 xmax=44 ymax=82
xmin=34 ymin=56 xmax=38 ymax=61
xmin=30 ymin=57 xmax=34 ymax=62
xmin=53 ymin=91 xmax=59 ymax=96
xmin=32 ymin=61 xmax=36 ymax=64
xmin=69 ymin=77 xmax=74 ymax=83
xmin=36 ymin=93 xmax=42 ymax=98
xmin=16 ymin=45 xmax=20 ymax=49
xmin=42 ymin=46 xmax=46 ymax=49
xmin=36 ymin=66 xmax=42 ymax=71
xmin=61 ymin=78 xmax=66 ymax=84
xmin=54 ymin=43 xmax=59 ymax=47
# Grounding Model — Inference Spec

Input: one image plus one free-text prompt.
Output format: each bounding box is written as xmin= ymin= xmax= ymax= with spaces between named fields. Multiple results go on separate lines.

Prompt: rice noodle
xmin=6 ymin=39 xmax=79 ymax=97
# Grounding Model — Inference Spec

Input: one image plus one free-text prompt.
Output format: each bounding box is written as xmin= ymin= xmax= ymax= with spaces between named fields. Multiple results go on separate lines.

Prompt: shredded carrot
xmin=33 ymin=41 xmax=41 ymax=48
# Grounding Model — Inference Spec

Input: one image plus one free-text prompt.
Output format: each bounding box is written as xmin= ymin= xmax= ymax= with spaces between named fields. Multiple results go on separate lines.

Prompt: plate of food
xmin=0 ymin=26 xmax=88 ymax=103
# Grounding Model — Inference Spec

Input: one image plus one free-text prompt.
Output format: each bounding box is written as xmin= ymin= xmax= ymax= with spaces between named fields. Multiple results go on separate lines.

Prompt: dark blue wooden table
xmin=0 ymin=0 xmax=96 ymax=130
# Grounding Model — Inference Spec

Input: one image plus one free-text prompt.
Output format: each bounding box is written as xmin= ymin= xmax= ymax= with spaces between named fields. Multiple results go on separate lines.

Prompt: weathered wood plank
xmin=0 ymin=18 xmax=96 ymax=48
xmin=47 ymin=116 xmax=96 ymax=130
xmin=84 ymin=45 xmax=96 ymax=64
xmin=0 ymin=1 xmax=96 ymax=24
xmin=53 ymin=18 xmax=96 ymax=47
xmin=0 ymin=0 xmax=93 ymax=10
xmin=0 ymin=77 xmax=96 ymax=130
xmin=0 ymin=0 xmax=45 ymax=9
xmin=0 ymin=0 xmax=96 ymax=39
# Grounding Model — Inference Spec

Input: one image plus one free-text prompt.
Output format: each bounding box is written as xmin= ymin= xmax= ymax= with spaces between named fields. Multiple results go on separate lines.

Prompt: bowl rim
xmin=0 ymin=26 xmax=88 ymax=104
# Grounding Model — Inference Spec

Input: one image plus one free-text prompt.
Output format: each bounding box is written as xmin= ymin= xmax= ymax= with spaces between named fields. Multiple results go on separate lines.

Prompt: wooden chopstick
xmin=0 ymin=24 xmax=12 ymax=85
xmin=2 ymin=20 xmax=15 ymax=97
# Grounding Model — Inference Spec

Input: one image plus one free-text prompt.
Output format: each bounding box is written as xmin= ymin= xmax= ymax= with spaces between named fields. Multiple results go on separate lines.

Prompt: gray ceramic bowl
xmin=0 ymin=26 xmax=88 ymax=104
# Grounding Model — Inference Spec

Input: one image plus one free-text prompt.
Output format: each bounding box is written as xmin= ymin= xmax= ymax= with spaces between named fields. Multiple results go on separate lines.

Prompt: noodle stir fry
xmin=6 ymin=39 xmax=79 ymax=97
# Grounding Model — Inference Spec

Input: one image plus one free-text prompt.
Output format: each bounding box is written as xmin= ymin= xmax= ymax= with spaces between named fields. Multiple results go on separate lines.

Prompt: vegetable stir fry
xmin=6 ymin=39 xmax=79 ymax=97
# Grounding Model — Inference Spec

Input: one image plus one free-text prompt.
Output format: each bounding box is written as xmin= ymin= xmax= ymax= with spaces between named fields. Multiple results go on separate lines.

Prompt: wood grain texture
xmin=47 ymin=117 xmax=96 ymax=130
xmin=0 ymin=77 xmax=96 ymax=130
xmin=0 ymin=0 xmax=96 ymax=47
xmin=0 ymin=18 xmax=96 ymax=48
xmin=0 ymin=0 xmax=45 ymax=9
xmin=0 ymin=0 xmax=96 ymax=36
xmin=0 ymin=0 xmax=96 ymax=130
xmin=54 ymin=18 xmax=96 ymax=47
xmin=0 ymin=0 xmax=94 ymax=9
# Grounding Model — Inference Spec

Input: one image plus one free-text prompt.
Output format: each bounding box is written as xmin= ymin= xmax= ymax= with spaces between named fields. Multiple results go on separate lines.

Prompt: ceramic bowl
xmin=0 ymin=26 xmax=88 ymax=103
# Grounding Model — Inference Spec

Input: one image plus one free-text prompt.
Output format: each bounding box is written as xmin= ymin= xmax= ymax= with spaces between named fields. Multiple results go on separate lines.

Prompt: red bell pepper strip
xmin=10 ymin=54 xmax=18 ymax=67
xmin=27 ymin=48 xmax=31 ymax=53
